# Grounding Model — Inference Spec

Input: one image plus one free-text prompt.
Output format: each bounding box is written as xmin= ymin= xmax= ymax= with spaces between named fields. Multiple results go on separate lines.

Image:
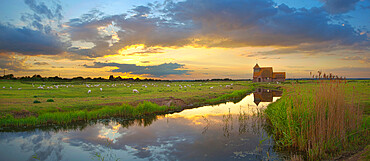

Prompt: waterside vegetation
xmin=265 ymin=75 xmax=369 ymax=160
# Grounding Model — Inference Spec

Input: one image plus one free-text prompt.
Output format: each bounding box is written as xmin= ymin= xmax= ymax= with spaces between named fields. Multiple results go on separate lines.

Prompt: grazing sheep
xmin=18 ymin=88 xmax=21 ymax=90
xmin=100 ymin=88 xmax=102 ymax=91
xmin=2 ymin=86 xmax=5 ymax=88
xmin=210 ymin=87 xmax=213 ymax=89
xmin=225 ymin=85 xmax=230 ymax=88
xmin=10 ymin=87 xmax=12 ymax=89
xmin=133 ymin=89 xmax=139 ymax=93
xmin=167 ymin=85 xmax=170 ymax=87
xmin=88 ymin=90 xmax=91 ymax=94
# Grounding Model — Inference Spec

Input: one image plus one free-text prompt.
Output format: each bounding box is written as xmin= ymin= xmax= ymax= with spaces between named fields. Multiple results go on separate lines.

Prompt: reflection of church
xmin=253 ymin=88 xmax=282 ymax=106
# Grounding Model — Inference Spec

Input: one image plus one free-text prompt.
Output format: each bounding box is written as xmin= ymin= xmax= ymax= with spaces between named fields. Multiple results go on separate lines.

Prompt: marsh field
xmin=0 ymin=80 xmax=369 ymax=160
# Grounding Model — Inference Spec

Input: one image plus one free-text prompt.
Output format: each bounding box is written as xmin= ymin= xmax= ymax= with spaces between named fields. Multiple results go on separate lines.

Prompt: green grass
xmin=0 ymin=101 xmax=180 ymax=127
xmin=265 ymin=80 xmax=370 ymax=160
xmin=0 ymin=80 xmax=255 ymax=127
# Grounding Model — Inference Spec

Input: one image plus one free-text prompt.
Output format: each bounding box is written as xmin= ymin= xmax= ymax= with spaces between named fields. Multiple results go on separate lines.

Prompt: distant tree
xmin=115 ymin=76 xmax=122 ymax=81
xmin=109 ymin=75 xmax=114 ymax=81
xmin=73 ymin=76 xmax=84 ymax=81
xmin=3 ymin=74 xmax=14 ymax=79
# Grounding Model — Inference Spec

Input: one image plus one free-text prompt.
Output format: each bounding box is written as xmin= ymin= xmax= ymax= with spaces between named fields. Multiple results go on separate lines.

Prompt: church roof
xmin=272 ymin=72 xmax=286 ymax=79
xmin=253 ymin=64 xmax=260 ymax=68
xmin=254 ymin=67 xmax=273 ymax=77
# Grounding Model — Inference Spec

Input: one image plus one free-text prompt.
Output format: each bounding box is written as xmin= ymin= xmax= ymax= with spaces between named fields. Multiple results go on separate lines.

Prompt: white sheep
xmin=100 ymin=88 xmax=102 ymax=91
xmin=133 ymin=89 xmax=139 ymax=93
xmin=225 ymin=85 xmax=231 ymax=88
xmin=88 ymin=90 xmax=91 ymax=94
xmin=18 ymin=88 xmax=21 ymax=90
xmin=2 ymin=86 xmax=5 ymax=88
xmin=210 ymin=87 xmax=213 ymax=89
xmin=167 ymin=85 xmax=170 ymax=87
xmin=10 ymin=87 xmax=12 ymax=89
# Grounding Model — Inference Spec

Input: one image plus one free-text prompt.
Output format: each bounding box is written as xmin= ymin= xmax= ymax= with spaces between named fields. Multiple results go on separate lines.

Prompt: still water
xmin=0 ymin=89 xmax=285 ymax=161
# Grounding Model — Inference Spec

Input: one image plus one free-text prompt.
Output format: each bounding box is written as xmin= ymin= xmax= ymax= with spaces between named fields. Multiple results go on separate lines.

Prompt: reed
xmin=265 ymin=73 xmax=368 ymax=160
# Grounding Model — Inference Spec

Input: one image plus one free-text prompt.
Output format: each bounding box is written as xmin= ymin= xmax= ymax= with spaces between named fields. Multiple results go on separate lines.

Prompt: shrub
xmin=33 ymin=100 xmax=41 ymax=103
xmin=46 ymin=99 xmax=54 ymax=102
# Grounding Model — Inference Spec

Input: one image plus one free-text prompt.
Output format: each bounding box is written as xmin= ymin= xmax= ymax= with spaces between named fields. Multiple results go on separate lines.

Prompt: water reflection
xmin=253 ymin=88 xmax=282 ymax=106
xmin=0 ymin=91 xmax=285 ymax=161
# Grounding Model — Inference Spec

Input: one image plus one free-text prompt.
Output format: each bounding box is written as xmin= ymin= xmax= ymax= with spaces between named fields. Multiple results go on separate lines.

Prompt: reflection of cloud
xmin=0 ymin=132 xmax=64 ymax=161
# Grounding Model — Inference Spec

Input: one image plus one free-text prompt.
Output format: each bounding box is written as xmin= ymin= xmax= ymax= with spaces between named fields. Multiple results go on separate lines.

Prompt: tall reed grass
xmin=265 ymin=74 xmax=368 ymax=160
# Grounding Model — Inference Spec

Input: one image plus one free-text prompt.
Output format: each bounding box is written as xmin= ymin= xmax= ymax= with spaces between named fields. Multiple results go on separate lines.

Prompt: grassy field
xmin=264 ymin=80 xmax=370 ymax=160
xmin=0 ymin=80 xmax=256 ymax=126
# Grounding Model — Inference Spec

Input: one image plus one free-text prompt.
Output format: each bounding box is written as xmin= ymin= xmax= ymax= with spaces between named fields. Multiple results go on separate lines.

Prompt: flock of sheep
xmin=2 ymin=82 xmax=234 ymax=94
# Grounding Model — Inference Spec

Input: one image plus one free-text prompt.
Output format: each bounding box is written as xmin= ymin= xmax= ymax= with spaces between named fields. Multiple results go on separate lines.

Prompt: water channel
xmin=0 ymin=89 xmax=286 ymax=161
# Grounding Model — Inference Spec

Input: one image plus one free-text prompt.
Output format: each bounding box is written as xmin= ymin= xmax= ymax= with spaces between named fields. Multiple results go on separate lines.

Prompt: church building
xmin=252 ymin=64 xmax=286 ymax=82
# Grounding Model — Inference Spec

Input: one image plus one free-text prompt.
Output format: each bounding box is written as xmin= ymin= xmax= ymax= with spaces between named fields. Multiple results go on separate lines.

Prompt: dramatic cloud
xmin=84 ymin=62 xmax=192 ymax=77
xmin=64 ymin=0 xmax=367 ymax=58
xmin=34 ymin=62 xmax=49 ymax=65
xmin=127 ymin=47 xmax=164 ymax=56
xmin=24 ymin=0 xmax=63 ymax=21
xmin=0 ymin=53 xmax=28 ymax=71
xmin=1 ymin=0 xmax=368 ymax=60
xmin=321 ymin=0 xmax=361 ymax=14
xmin=0 ymin=24 xmax=66 ymax=55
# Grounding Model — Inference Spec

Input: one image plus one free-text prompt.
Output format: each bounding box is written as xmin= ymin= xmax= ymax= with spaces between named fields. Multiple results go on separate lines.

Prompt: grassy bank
xmin=0 ymin=101 xmax=181 ymax=127
xmin=0 ymin=80 xmax=255 ymax=127
xmin=265 ymin=80 xmax=370 ymax=160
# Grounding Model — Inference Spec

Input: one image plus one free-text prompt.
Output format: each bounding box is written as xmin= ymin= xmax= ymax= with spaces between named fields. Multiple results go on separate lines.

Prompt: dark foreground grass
xmin=265 ymin=80 xmax=369 ymax=160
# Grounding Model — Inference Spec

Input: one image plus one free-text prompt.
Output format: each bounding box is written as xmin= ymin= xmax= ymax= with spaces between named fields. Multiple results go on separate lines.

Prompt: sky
xmin=0 ymin=0 xmax=369 ymax=79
